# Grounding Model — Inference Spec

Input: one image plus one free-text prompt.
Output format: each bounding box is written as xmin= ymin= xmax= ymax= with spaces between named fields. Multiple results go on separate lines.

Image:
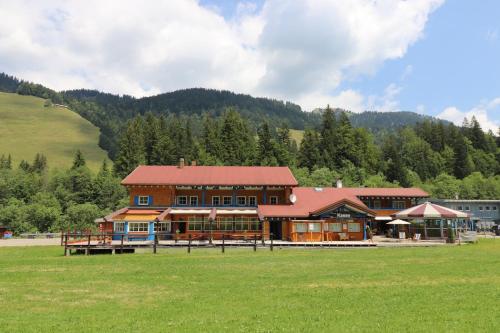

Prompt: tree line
xmin=0 ymin=152 xmax=126 ymax=234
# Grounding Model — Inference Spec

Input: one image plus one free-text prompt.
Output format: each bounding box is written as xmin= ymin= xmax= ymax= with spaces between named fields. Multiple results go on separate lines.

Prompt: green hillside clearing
xmin=0 ymin=92 xmax=109 ymax=171
xmin=290 ymin=128 xmax=304 ymax=145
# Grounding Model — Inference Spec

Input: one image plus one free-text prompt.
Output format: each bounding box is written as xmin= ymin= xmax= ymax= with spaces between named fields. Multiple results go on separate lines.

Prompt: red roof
xmin=351 ymin=187 xmax=428 ymax=197
xmin=122 ymin=165 xmax=298 ymax=186
xmin=258 ymin=187 xmax=375 ymax=218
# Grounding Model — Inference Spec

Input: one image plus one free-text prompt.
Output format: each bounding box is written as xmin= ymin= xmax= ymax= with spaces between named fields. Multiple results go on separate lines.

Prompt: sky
xmin=0 ymin=0 xmax=498 ymax=131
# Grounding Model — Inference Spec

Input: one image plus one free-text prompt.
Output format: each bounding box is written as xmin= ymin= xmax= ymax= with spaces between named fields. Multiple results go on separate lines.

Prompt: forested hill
xmin=1 ymin=72 xmax=448 ymax=157
xmin=63 ymin=88 xmax=318 ymax=130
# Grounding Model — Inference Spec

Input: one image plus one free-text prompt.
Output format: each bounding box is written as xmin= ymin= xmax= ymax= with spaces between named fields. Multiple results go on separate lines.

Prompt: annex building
xmin=98 ymin=161 xmax=428 ymax=242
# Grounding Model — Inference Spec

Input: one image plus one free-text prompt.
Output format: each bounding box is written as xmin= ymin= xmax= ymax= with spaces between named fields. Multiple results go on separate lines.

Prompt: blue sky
xmin=0 ymin=0 xmax=498 ymax=130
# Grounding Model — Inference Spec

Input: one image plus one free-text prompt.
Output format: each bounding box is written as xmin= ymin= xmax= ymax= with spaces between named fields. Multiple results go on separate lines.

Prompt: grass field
xmin=289 ymin=128 xmax=304 ymax=145
xmin=0 ymin=240 xmax=499 ymax=332
xmin=0 ymin=92 xmax=109 ymax=171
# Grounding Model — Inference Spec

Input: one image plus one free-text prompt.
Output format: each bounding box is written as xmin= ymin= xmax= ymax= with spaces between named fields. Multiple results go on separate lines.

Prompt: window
xmin=485 ymin=206 xmax=490 ymax=211
xmin=155 ymin=222 xmax=171 ymax=232
xmin=248 ymin=196 xmax=257 ymax=206
xmin=212 ymin=196 xmax=220 ymax=206
xmin=223 ymin=196 xmax=232 ymax=206
xmin=295 ymin=223 xmax=307 ymax=232
xmin=190 ymin=196 xmax=198 ymax=206
xmin=493 ymin=206 xmax=497 ymax=211
xmin=249 ymin=218 xmax=260 ymax=231
xmin=329 ymin=223 xmax=342 ymax=232
xmin=347 ymin=223 xmax=360 ymax=232
xmin=270 ymin=196 xmax=278 ymax=205
xmin=457 ymin=205 xmax=463 ymax=211
xmin=234 ymin=217 xmax=246 ymax=231
xmin=188 ymin=217 xmax=204 ymax=231
xmin=465 ymin=206 xmax=470 ymax=211
xmin=138 ymin=196 xmax=149 ymax=206
xmin=237 ymin=196 xmax=246 ymax=206
xmin=114 ymin=222 xmax=125 ymax=232
xmin=129 ymin=222 xmax=149 ymax=232
xmin=479 ymin=206 xmax=483 ymax=211
xmin=392 ymin=201 xmax=405 ymax=210
xmin=309 ymin=223 xmax=321 ymax=232
xmin=218 ymin=217 xmax=233 ymax=231
xmin=373 ymin=200 xmax=381 ymax=209
xmin=177 ymin=196 xmax=187 ymax=205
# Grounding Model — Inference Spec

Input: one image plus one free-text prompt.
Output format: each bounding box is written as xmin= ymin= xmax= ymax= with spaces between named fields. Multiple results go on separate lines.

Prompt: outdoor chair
xmin=413 ymin=233 xmax=421 ymax=241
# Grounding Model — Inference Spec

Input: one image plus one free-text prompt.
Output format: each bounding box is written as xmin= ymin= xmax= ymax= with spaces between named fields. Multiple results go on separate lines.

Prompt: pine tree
xmin=220 ymin=108 xmax=255 ymax=165
xmin=298 ymin=129 xmax=322 ymax=170
xmin=319 ymin=106 xmax=338 ymax=169
xmin=143 ymin=112 xmax=160 ymax=165
xmin=257 ymin=122 xmax=275 ymax=165
xmin=19 ymin=160 xmax=31 ymax=172
xmin=114 ymin=118 xmax=146 ymax=178
xmin=31 ymin=153 xmax=47 ymax=174
xmin=151 ymin=134 xmax=176 ymax=165
xmin=71 ymin=150 xmax=86 ymax=169
xmin=202 ymin=114 xmax=222 ymax=161
xmin=469 ymin=116 xmax=487 ymax=150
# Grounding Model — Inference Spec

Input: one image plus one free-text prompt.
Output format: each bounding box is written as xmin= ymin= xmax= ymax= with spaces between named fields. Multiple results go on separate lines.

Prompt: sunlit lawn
xmin=0 ymin=240 xmax=499 ymax=332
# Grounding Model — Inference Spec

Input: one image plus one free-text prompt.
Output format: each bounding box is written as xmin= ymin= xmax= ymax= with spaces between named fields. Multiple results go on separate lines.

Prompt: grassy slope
xmin=289 ymin=129 xmax=304 ymax=145
xmin=0 ymin=92 xmax=108 ymax=171
xmin=0 ymin=240 xmax=499 ymax=332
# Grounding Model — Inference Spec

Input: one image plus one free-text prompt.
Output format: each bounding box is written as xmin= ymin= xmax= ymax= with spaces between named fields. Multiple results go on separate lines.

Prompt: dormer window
xmin=138 ymin=196 xmax=149 ymax=206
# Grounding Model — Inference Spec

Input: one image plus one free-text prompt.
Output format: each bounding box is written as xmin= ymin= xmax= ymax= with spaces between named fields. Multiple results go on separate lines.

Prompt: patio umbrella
xmin=386 ymin=219 xmax=410 ymax=225
xmin=393 ymin=201 xmax=469 ymax=219
xmin=386 ymin=219 xmax=410 ymax=238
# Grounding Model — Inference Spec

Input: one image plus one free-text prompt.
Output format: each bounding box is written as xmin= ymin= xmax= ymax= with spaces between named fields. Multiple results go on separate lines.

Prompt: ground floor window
xmin=155 ymin=222 xmax=171 ymax=232
xmin=234 ymin=217 xmax=260 ymax=231
xmin=129 ymin=222 xmax=149 ymax=232
xmin=308 ymin=223 xmax=321 ymax=232
xmin=114 ymin=222 xmax=125 ymax=232
xmin=217 ymin=217 xmax=233 ymax=231
xmin=347 ymin=222 xmax=360 ymax=232
xmin=295 ymin=223 xmax=307 ymax=232
xmin=329 ymin=223 xmax=342 ymax=232
xmin=188 ymin=216 xmax=206 ymax=231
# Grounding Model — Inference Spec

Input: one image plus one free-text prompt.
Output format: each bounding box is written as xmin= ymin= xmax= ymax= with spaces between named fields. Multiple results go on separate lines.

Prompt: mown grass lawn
xmin=0 ymin=240 xmax=499 ymax=332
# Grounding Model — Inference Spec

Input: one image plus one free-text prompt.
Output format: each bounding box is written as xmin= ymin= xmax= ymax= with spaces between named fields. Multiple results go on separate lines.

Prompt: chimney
xmin=191 ymin=160 xmax=197 ymax=166
xmin=336 ymin=178 xmax=343 ymax=188
xmin=178 ymin=158 xmax=185 ymax=168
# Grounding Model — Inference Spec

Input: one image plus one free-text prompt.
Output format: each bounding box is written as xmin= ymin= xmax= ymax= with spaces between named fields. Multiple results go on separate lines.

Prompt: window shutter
xmin=134 ymin=195 xmax=139 ymax=206
xmin=149 ymin=196 xmax=153 ymax=206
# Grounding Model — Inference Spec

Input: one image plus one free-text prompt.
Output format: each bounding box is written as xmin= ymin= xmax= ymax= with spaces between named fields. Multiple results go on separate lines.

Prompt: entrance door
xmin=270 ymin=220 xmax=282 ymax=240
xmin=178 ymin=219 xmax=186 ymax=233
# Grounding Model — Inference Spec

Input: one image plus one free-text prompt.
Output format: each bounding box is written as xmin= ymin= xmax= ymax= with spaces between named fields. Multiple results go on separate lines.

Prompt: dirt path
xmin=0 ymin=238 xmax=61 ymax=247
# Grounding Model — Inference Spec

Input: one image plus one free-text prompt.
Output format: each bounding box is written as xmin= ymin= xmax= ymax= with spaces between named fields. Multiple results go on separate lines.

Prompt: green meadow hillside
xmin=0 ymin=92 xmax=109 ymax=171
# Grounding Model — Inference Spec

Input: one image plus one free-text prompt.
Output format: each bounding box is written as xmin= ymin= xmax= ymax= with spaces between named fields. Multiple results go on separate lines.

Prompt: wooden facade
xmin=97 ymin=165 xmax=428 ymax=242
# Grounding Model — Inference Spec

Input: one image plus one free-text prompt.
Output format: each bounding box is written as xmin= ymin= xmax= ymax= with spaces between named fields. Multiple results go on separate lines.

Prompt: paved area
xmin=0 ymin=238 xmax=61 ymax=247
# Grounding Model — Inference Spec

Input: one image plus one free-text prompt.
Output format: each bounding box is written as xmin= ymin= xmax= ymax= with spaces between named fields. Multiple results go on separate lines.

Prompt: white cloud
xmin=437 ymin=98 xmax=500 ymax=132
xmin=0 ymin=0 xmax=443 ymax=110
xmin=366 ymin=83 xmax=402 ymax=112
